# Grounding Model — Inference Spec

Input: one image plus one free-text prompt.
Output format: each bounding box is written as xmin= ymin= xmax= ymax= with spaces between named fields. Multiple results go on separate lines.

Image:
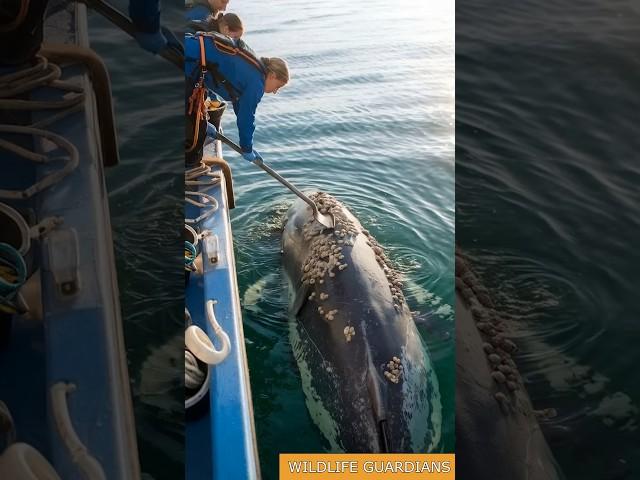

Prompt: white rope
xmin=0 ymin=54 xmax=82 ymax=200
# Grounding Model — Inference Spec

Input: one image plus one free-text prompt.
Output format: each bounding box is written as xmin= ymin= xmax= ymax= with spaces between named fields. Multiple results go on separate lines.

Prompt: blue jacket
xmin=185 ymin=34 xmax=266 ymax=152
xmin=186 ymin=3 xmax=213 ymax=23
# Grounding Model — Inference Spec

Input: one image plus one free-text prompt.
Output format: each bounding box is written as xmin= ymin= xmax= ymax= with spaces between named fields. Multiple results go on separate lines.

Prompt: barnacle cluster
xmin=343 ymin=326 xmax=356 ymax=342
xmin=384 ymin=356 xmax=404 ymax=384
xmin=455 ymin=248 xmax=522 ymax=413
xmin=301 ymin=193 xmax=406 ymax=309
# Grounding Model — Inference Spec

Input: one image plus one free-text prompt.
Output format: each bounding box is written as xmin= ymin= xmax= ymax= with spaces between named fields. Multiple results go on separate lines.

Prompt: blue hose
xmin=184 ymin=240 xmax=197 ymax=267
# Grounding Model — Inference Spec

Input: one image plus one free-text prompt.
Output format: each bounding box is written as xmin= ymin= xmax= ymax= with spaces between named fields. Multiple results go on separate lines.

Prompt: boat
xmin=184 ymin=108 xmax=261 ymax=479
xmin=0 ymin=1 xmax=139 ymax=477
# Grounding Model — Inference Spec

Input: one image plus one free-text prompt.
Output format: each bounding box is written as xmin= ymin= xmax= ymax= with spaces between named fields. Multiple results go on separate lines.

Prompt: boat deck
xmin=0 ymin=2 xmax=138 ymax=478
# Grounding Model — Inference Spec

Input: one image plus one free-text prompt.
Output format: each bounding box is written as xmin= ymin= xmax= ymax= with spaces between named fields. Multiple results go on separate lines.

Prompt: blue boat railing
xmin=185 ymin=135 xmax=261 ymax=480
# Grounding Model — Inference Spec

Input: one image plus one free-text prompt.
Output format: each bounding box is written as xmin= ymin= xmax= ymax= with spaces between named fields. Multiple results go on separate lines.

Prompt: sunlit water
xmin=91 ymin=0 xmax=454 ymax=478
xmin=457 ymin=1 xmax=640 ymax=478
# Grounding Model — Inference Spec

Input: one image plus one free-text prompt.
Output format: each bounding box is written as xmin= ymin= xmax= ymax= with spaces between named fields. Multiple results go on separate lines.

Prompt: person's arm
xmin=235 ymin=82 xmax=264 ymax=153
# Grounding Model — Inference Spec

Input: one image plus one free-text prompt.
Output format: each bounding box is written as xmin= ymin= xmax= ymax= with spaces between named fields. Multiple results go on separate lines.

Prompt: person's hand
xmin=242 ymin=150 xmax=263 ymax=164
xmin=134 ymin=30 xmax=167 ymax=54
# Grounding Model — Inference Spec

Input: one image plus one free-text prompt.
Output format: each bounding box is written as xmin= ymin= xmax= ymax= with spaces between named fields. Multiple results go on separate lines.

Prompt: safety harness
xmin=186 ymin=35 xmax=208 ymax=153
xmin=187 ymin=33 xmax=266 ymax=153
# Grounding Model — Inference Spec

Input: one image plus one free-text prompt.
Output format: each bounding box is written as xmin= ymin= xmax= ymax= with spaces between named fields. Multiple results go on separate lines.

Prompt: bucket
xmin=184 ymin=308 xmax=211 ymax=410
xmin=206 ymin=97 xmax=226 ymax=130
xmin=185 ymin=352 xmax=211 ymax=410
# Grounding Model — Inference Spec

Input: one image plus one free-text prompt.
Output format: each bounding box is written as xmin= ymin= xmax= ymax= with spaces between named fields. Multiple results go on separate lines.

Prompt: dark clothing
xmin=1 ymin=0 xmax=161 ymax=65
xmin=129 ymin=0 xmax=161 ymax=33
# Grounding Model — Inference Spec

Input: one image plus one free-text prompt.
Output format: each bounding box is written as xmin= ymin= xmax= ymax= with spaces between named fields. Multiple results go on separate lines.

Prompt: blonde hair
xmin=261 ymin=57 xmax=290 ymax=84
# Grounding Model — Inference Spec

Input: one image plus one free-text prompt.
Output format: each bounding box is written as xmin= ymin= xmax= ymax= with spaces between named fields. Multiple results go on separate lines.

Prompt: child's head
xmin=218 ymin=13 xmax=243 ymax=39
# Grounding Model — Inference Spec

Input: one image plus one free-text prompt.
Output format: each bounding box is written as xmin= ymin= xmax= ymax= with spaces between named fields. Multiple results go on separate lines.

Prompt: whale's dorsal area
xmin=281 ymin=192 xmax=442 ymax=453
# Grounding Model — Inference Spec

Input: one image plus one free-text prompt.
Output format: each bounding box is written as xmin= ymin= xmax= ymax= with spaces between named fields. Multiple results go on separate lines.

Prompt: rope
xmin=184 ymin=240 xmax=197 ymax=267
xmin=185 ymin=162 xmax=221 ymax=224
xmin=0 ymin=243 xmax=26 ymax=314
xmin=0 ymin=54 xmax=81 ymax=200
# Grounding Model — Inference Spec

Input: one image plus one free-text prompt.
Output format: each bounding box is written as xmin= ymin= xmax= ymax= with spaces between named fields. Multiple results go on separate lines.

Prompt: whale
xmin=455 ymin=248 xmax=564 ymax=479
xmin=281 ymin=192 xmax=442 ymax=453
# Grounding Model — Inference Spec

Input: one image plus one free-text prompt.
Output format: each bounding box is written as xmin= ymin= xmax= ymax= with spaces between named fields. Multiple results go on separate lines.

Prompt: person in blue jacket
xmin=0 ymin=0 xmax=174 ymax=63
xmin=185 ymin=32 xmax=289 ymax=163
xmin=186 ymin=0 xmax=229 ymax=25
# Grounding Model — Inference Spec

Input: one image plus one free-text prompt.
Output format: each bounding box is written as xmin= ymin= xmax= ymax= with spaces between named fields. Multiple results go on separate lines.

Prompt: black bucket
xmin=207 ymin=100 xmax=226 ymax=130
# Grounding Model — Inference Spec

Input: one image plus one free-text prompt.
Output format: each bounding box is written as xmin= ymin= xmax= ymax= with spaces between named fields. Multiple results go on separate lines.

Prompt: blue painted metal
xmin=186 ymin=139 xmax=260 ymax=480
xmin=0 ymin=2 xmax=139 ymax=478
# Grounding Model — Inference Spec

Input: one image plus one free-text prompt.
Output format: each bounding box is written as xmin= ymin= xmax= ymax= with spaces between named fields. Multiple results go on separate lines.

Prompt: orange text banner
xmin=279 ymin=454 xmax=455 ymax=479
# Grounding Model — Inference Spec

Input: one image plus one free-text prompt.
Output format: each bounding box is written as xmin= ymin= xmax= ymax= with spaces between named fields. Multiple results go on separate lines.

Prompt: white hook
xmin=185 ymin=300 xmax=231 ymax=365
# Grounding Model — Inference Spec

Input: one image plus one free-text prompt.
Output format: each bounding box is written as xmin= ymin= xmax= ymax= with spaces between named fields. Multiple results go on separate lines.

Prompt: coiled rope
xmin=184 ymin=240 xmax=197 ymax=268
xmin=185 ymin=163 xmax=220 ymax=224
xmin=0 ymin=54 xmax=81 ymax=200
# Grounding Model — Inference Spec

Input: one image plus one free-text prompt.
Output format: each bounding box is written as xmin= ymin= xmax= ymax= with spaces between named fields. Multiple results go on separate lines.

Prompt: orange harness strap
xmin=212 ymin=37 xmax=265 ymax=74
xmin=186 ymin=35 xmax=209 ymax=153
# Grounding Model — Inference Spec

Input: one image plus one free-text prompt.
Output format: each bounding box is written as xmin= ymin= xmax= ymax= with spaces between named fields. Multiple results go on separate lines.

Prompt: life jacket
xmin=188 ymin=32 xmax=266 ymax=104
xmin=186 ymin=34 xmax=209 ymax=154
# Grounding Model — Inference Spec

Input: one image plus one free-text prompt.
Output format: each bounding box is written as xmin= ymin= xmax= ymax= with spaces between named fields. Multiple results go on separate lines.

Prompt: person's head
xmin=208 ymin=0 xmax=229 ymax=14
xmin=262 ymin=57 xmax=290 ymax=94
xmin=218 ymin=13 xmax=243 ymax=39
